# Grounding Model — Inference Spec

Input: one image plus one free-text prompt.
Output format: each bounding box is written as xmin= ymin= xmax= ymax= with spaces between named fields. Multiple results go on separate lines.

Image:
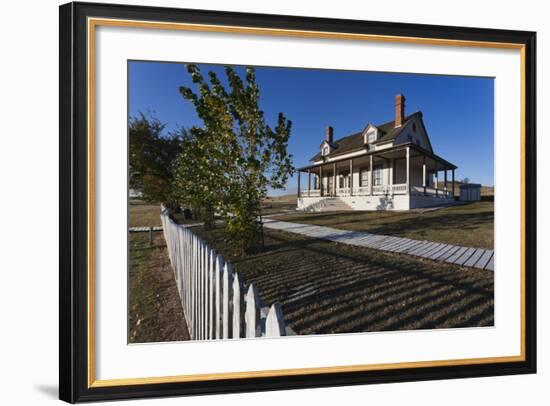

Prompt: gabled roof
xmin=310 ymin=112 xmax=422 ymax=161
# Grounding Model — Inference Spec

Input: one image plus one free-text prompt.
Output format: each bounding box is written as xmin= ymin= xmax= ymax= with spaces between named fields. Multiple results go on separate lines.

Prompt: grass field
xmin=436 ymin=181 xmax=494 ymax=198
xmin=262 ymin=194 xmax=297 ymax=214
xmin=193 ymin=226 xmax=494 ymax=335
xmin=129 ymin=212 xmax=190 ymax=343
xmin=129 ymin=201 xmax=493 ymax=338
xmin=129 ymin=202 xmax=201 ymax=227
xmin=129 ymin=203 xmax=162 ymax=228
xmin=274 ymin=201 xmax=494 ymax=249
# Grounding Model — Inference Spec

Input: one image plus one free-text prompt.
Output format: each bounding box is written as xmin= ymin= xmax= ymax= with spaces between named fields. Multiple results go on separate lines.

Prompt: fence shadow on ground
xmin=198 ymin=227 xmax=494 ymax=336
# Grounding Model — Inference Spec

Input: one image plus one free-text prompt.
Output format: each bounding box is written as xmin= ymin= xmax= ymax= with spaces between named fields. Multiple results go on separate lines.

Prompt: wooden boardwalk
xmin=263 ymin=219 xmax=494 ymax=271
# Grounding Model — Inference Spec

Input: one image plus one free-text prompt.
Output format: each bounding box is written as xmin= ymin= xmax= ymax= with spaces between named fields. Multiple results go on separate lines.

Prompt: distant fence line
xmin=160 ymin=206 xmax=289 ymax=340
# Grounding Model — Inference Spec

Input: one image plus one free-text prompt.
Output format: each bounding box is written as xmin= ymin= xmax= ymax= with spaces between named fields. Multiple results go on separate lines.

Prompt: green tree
xmin=177 ymin=64 xmax=294 ymax=253
xmin=129 ymin=112 xmax=182 ymax=208
xmin=172 ymin=127 xmax=226 ymax=229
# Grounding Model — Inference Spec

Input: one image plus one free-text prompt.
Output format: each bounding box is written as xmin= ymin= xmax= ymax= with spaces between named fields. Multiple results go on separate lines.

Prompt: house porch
xmin=296 ymin=144 xmax=457 ymax=211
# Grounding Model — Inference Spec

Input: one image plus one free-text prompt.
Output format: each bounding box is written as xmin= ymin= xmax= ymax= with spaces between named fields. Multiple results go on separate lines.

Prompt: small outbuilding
xmin=459 ymin=183 xmax=482 ymax=201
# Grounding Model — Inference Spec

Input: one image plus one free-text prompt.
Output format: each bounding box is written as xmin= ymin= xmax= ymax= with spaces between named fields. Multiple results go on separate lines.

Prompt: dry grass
xmin=193 ymin=226 xmax=494 ymax=336
xmin=128 ymin=201 xmax=493 ymax=338
xmin=129 ymin=203 xmax=162 ymax=228
xmin=129 ymin=203 xmax=200 ymax=227
xmin=262 ymin=194 xmax=297 ymax=214
xmin=129 ymin=232 xmax=190 ymax=343
xmin=274 ymin=201 xmax=494 ymax=249
xmin=436 ymin=182 xmax=494 ymax=197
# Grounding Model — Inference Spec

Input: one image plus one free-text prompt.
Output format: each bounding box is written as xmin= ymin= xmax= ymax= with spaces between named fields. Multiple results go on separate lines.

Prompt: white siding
xmin=394 ymin=116 xmax=432 ymax=152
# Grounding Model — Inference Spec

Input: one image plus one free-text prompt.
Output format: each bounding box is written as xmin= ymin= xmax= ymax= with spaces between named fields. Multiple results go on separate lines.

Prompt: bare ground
xmin=129 ymin=232 xmax=190 ymax=343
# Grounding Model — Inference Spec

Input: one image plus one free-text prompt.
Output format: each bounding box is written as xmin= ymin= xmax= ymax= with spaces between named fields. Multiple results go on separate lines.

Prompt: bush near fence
xmin=160 ymin=206 xmax=289 ymax=340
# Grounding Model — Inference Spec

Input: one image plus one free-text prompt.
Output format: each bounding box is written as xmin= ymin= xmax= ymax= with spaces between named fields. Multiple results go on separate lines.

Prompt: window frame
xmin=359 ymin=167 xmax=369 ymax=187
xmin=373 ymin=164 xmax=383 ymax=186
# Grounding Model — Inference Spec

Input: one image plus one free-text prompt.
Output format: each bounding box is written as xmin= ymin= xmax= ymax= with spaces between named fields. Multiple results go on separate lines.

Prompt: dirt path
xmin=129 ymin=232 xmax=190 ymax=343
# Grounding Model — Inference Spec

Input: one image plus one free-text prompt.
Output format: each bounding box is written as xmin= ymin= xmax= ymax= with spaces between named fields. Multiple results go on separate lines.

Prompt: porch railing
xmin=354 ymin=184 xmax=409 ymax=196
xmin=336 ymin=187 xmax=351 ymax=196
xmin=298 ymin=184 xmax=452 ymax=198
xmin=410 ymin=185 xmax=453 ymax=198
xmin=299 ymin=184 xmax=409 ymax=197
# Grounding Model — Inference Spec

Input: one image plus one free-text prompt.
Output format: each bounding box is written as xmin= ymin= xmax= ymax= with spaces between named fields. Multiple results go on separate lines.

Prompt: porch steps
xmin=318 ymin=198 xmax=354 ymax=212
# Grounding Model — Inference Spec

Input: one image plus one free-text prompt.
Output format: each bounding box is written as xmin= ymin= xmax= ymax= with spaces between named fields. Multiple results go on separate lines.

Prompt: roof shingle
xmin=310 ymin=112 xmax=421 ymax=161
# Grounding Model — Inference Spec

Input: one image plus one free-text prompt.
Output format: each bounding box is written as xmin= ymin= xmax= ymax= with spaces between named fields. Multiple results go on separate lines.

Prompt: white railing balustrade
xmin=391 ymin=184 xmax=408 ymax=193
xmin=354 ymin=186 xmax=370 ymax=196
xmin=337 ymin=187 xmax=351 ymax=196
xmin=349 ymin=184 xmax=408 ymax=196
xmin=410 ymin=185 xmax=453 ymax=198
xmin=299 ymin=183 xmax=438 ymax=197
xmin=160 ymin=206 xmax=289 ymax=340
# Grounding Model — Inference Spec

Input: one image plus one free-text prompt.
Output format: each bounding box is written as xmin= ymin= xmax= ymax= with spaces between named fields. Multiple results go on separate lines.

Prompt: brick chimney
xmin=395 ymin=94 xmax=405 ymax=127
xmin=325 ymin=126 xmax=334 ymax=144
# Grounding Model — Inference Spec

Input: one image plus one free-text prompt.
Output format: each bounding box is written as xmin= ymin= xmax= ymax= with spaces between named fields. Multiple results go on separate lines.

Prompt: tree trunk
xmin=202 ymin=205 xmax=216 ymax=230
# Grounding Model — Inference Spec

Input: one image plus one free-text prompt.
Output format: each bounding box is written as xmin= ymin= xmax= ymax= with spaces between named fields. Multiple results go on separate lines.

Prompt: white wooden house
xmin=296 ymin=94 xmax=457 ymax=211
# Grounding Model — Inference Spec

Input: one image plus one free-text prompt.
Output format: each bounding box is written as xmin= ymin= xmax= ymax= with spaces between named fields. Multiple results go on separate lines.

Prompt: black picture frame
xmin=59 ymin=1 xmax=537 ymax=403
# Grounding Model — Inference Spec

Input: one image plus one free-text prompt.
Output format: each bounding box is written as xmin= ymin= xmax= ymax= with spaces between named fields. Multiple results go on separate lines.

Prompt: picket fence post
xmin=265 ymin=303 xmax=286 ymax=337
xmin=208 ymin=249 xmax=215 ymax=340
xmin=245 ymin=284 xmax=261 ymax=338
xmin=222 ymin=262 xmax=233 ymax=339
xmin=215 ymin=254 xmax=222 ymax=339
xmin=232 ymin=273 xmax=242 ymax=339
xmin=159 ymin=207 xmax=288 ymax=341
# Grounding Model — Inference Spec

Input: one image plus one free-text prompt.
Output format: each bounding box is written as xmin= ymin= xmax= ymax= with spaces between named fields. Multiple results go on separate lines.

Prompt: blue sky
xmin=129 ymin=61 xmax=494 ymax=194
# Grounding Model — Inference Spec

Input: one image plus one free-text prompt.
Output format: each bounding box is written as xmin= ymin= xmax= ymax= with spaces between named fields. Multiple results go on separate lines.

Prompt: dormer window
xmin=364 ymin=127 xmax=377 ymax=144
xmin=367 ymin=131 xmax=376 ymax=143
xmin=322 ymin=145 xmax=330 ymax=156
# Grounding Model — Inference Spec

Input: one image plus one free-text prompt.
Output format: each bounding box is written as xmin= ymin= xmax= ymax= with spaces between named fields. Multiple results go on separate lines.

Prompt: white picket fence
xmin=160 ymin=206 xmax=288 ymax=340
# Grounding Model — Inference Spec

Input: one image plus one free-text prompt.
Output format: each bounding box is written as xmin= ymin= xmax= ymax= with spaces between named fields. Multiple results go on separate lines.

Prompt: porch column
xmin=452 ymin=168 xmax=455 ymax=199
xmin=297 ymin=171 xmax=301 ymax=197
xmin=369 ymin=154 xmax=374 ymax=195
xmin=320 ymin=166 xmax=323 ymax=196
xmin=434 ymin=162 xmax=439 ymax=197
xmin=406 ymin=147 xmax=410 ymax=194
xmin=333 ymin=163 xmax=336 ymax=197
xmin=307 ymin=169 xmax=311 ymax=197
xmin=444 ymin=168 xmax=448 ymax=193
xmin=349 ymin=159 xmax=353 ymax=196
xmin=422 ymin=155 xmax=426 ymax=195
xmin=389 ymin=159 xmax=394 ymax=187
